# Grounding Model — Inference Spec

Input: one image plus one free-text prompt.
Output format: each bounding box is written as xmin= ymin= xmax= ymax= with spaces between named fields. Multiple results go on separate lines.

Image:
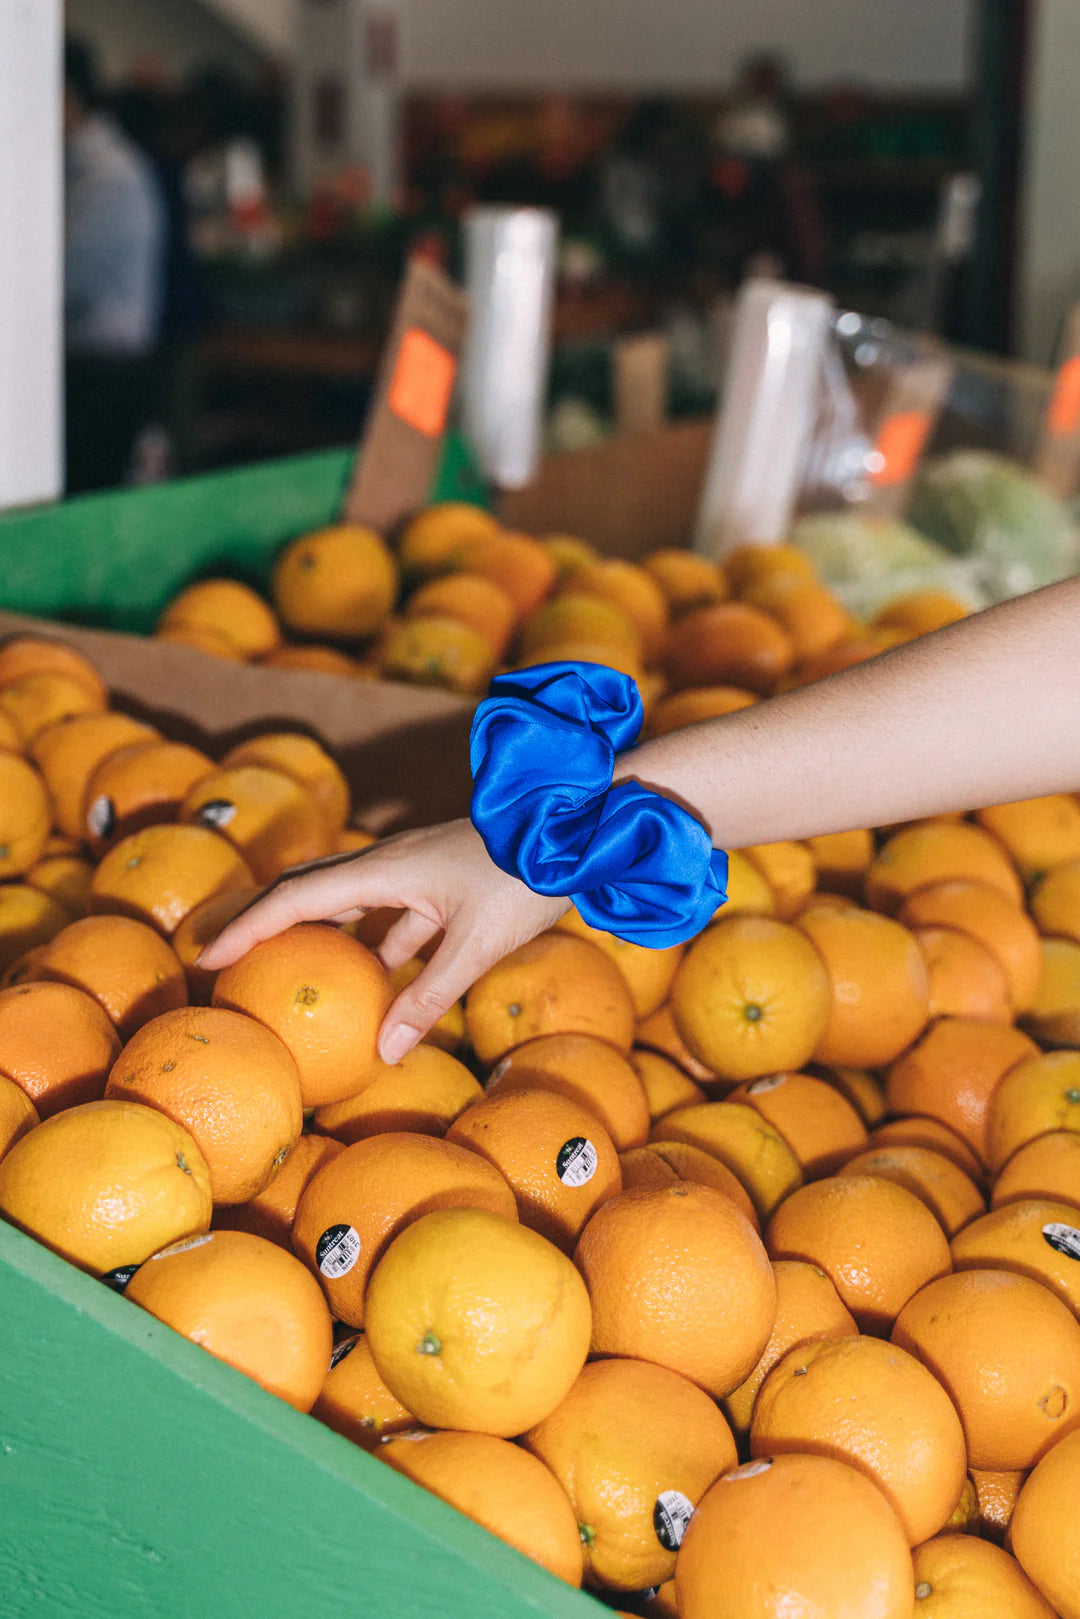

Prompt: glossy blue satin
xmin=470 ymin=661 xmax=728 ymax=947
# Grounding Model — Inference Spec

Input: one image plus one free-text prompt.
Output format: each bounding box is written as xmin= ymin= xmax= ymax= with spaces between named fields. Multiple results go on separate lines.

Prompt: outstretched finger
xmin=376 ymin=908 xmax=441 ymax=972
xmin=377 ymin=927 xmax=490 ymax=1064
xmin=197 ymin=860 xmax=392 ymax=969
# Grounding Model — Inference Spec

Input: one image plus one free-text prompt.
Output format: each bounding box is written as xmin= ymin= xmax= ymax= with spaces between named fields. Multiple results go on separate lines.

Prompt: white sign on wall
xmin=290 ymin=0 xmax=403 ymax=204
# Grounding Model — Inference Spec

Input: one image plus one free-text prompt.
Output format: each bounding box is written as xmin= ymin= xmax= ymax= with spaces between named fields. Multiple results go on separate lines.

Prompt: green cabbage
xmin=791 ymin=511 xmax=987 ymax=617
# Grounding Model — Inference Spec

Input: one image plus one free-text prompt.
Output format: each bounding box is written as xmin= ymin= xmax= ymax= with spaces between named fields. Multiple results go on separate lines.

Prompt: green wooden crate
xmin=0 ymin=435 xmax=488 ymax=632
xmin=0 ymin=443 xmax=605 ymax=1619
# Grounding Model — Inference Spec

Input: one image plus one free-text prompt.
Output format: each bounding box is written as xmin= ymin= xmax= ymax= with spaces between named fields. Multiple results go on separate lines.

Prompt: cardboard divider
xmin=0 ymin=609 xmax=475 ymax=832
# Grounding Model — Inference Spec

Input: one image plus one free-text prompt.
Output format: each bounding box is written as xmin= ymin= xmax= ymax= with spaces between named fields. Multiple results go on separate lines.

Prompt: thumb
xmin=377 ymin=928 xmax=484 ymax=1064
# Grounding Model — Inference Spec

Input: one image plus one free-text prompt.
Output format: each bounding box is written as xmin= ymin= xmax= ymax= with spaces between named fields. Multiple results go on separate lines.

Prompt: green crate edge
xmin=0 ymin=434 xmax=489 ymax=633
xmin=0 ymin=1217 xmax=602 ymax=1619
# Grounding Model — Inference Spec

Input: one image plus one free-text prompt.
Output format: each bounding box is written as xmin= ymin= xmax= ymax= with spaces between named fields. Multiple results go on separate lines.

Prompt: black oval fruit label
xmin=87 ymin=795 xmax=115 ymax=841
xmin=102 ymin=1264 xmax=139 ymax=1293
xmin=556 ymin=1137 xmax=598 ymax=1187
xmin=317 ymin=1224 xmax=362 ymax=1279
xmin=330 ymin=1332 xmax=361 ymax=1369
xmin=196 ymin=798 xmax=238 ymax=830
xmin=653 ymin=1490 xmax=694 ymax=1552
xmin=1043 ymin=1222 xmax=1080 ymax=1261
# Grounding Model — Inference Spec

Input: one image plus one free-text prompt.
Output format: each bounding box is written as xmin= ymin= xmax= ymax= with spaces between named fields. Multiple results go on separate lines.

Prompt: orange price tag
xmin=387 ymin=327 xmax=456 ymax=437
xmin=869 ymin=409 xmax=932 ymax=487
xmin=1048 ymin=355 xmax=1080 ymax=437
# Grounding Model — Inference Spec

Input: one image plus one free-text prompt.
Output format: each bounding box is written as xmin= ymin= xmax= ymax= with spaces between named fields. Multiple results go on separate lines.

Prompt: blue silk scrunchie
xmin=469 ymin=660 xmax=728 ymax=948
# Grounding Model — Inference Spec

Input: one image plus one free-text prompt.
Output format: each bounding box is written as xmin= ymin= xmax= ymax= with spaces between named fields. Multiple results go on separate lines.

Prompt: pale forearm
xmin=618 ymin=577 xmax=1080 ymax=847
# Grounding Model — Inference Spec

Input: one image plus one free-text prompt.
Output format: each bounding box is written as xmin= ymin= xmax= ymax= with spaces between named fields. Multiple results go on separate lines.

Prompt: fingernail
xmin=379 ymin=1023 xmax=420 ymax=1066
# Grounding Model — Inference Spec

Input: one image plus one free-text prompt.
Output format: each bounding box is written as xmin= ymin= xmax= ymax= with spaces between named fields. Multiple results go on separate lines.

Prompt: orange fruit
xmin=0 ymin=1097 xmax=210 ymax=1274
xmin=105 ymin=1005 xmax=303 ymax=1206
xmin=573 ymin=1182 xmax=776 ymax=1398
xmin=262 ymin=644 xmax=365 ymax=677
xmin=273 ymin=526 xmax=398 ymax=640
xmin=398 ymin=503 xmax=502 ymax=578
xmin=986 ymin=1050 xmax=1080 ymax=1172
xmin=803 ymin=828 xmax=875 ymax=897
xmin=994 ymin=1132 xmax=1080 ymax=1210
xmin=713 ymin=849 xmax=775 ymax=920
xmin=977 ymin=795 xmax=1080 ymax=884
xmin=32 ymin=915 xmax=186 ymax=1040
xmin=1031 ymin=857 xmax=1080 ymax=946
xmin=540 ymin=533 xmax=597 ymax=579
xmin=0 ymin=750 xmax=52 ymax=878
xmin=554 ymin=907 xmax=683 ymax=1018
xmin=0 ymin=884 xmax=71 ymax=973
xmin=971 ymin=1468 xmax=1027 ymax=1542
xmin=652 ymin=1101 xmax=803 ymax=1221
xmin=447 ymin=1087 xmax=620 ymax=1252
xmin=127 ymin=1228 xmax=332 ymax=1411
xmin=155 ymin=623 xmax=247 ymax=661
xmin=0 ymin=635 xmax=107 ymax=701
xmin=29 ymin=710 xmax=154 ymax=839
xmin=1024 ymin=937 xmax=1080 ymax=1046
xmin=310 ymin=1329 xmax=412 ymax=1447
xmin=899 ymin=879 xmax=1042 ymax=1013
xmin=0 ymin=1073 xmax=38 ymax=1160
xmin=866 ymin=823 xmax=1025 ymax=913
xmin=767 ymin=1174 xmax=952 ymax=1334
xmin=514 ymin=636 xmax=644 ymax=686
xmin=466 ymin=932 xmax=636 ymax=1066
xmin=619 ymin=1140 xmax=758 ymax=1227
xmin=378 ymin=615 xmax=496 ymax=695
xmin=335 ymin=827 xmax=377 ymax=854
xmin=0 ymin=671 xmax=104 ymax=745
xmin=486 ymin=1032 xmax=649 ymax=1151
xmin=516 ymin=592 xmax=642 ymax=662
xmin=171 ymin=887 xmax=259 ymax=1004
xmin=212 ymin=923 xmax=391 ymax=1108
xmin=83 ymin=739 xmax=215 ymax=853
xmin=25 ymin=853 xmax=94 ymax=917
xmin=675 ymin=1452 xmax=913 ymax=1619
xmin=722 ymin=1258 xmax=856 ymax=1438
xmin=725 ymin=541 xmax=817 ymax=592
xmin=382 ymin=1429 xmax=584 ymax=1586
xmin=887 ymin=1019 xmax=1040 ymax=1165
xmin=179 ymin=764 xmax=331 ymax=884
xmin=893 ymin=1269 xmax=1080 ymax=1469
xmin=910 ymin=1534 xmax=1056 ymax=1619
xmin=729 ymin=1071 xmax=867 ymax=1178
xmin=159 ymin=578 xmax=281 ymax=660
xmin=405 ymin=572 xmax=518 ymax=660
xmin=796 ymin=903 xmax=930 ymax=1068
xmin=524 ymin=1358 xmax=736 ymax=1591
xmin=741 ymin=575 xmax=852 ymax=661
xmin=663 ymin=602 xmax=795 ymax=694
xmin=222 ymin=733 xmax=350 ymax=834
xmin=91 ymin=824 xmax=254 ymax=937
xmin=839 ymin=1145 xmax=984 ymax=1238
xmin=448 ymin=531 xmax=556 ymax=619
xmin=751 ymin=1334 xmax=967 ymax=1544
xmin=641 ymin=548 xmax=726 ymax=614
xmin=647 ymin=685 xmax=757 ymax=737
xmin=814 ymin=1063 xmax=888 ymax=1127
xmin=671 ymin=915 xmax=831 ymax=1082
xmin=292 ymin=1131 xmax=517 ymax=1326
xmin=0 ymin=946 xmax=47 ymax=990
xmin=913 ymin=924 xmax=1012 ymax=1022
xmin=742 ymin=840 xmax=816 ymax=920
xmin=951 ymin=1199 xmax=1080 ymax=1319
xmin=312 ymin=1044 xmax=482 ymax=1142
xmin=868 ymin=1115 xmax=984 ymax=1181
xmin=558 ymin=559 xmax=669 ymax=663
xmin=635 ymin=1002 xmax=719 ymax=1084
xmin=0 ymin=979 xmax=119 ymax=1116
xmin=1010 ymin=1427 xmax=1080 ymax=1619
xmin=872 ymin=589 xmax=969 ymax=636
xmin=0 ymin=708 xmax=22 ymax=750
xmin=365 ymin=1206 xmax=590 ymax=1435
xmin=214 ymin=1133 xmax=344 ymax=1248
xmin=629 ymin=1048 xmax=706 ymax=1121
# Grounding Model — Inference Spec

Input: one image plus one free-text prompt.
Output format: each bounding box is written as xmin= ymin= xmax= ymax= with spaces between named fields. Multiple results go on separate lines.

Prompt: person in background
xmin=63 ymin=36 xmax=166 ymax=493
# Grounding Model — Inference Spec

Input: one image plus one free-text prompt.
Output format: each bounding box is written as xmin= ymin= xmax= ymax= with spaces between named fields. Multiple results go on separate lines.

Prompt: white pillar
xmin=291 ymin=0 xmax=402 ymax=205
xmin=0 ymin=0 xmax=63 ymax=509
xmin=1017 ymin=0 xmax=1080 ymax=364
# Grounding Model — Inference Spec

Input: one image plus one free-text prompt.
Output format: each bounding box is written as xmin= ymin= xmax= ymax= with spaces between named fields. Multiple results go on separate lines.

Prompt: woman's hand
xmin=197 ymin=818 xmax=569 ymax=1065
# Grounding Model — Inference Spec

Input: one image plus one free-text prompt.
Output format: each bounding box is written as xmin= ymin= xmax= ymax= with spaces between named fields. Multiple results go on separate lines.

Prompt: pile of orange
xmin=2 ymin=621 xmax=1080 ymax=1619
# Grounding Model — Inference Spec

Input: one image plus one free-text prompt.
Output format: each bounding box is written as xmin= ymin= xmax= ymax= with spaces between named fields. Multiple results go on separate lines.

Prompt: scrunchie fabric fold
xmin=470 ymin=661 xmax=728 ymax=948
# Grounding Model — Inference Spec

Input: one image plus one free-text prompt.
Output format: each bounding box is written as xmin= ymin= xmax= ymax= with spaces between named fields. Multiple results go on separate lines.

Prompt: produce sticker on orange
xmin=1047 ymin=355 xmax=1080 ymax=437
xmin=869 ymin=409 xmax=932 ymax=487
xmin=387 ymin=326 xmax=456 ymax=437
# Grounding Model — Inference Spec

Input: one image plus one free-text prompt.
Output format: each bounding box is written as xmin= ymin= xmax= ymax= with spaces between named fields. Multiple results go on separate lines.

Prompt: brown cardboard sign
xmin=860 ymin=345 xmax=954 ymax=519
xmin=613 ymin=334 xmax=669 ymax=437
xmin=344 ymin=258 xmax=469 ymax=534
xmin=1034 ymin=303 xmax=1080 ymax=500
